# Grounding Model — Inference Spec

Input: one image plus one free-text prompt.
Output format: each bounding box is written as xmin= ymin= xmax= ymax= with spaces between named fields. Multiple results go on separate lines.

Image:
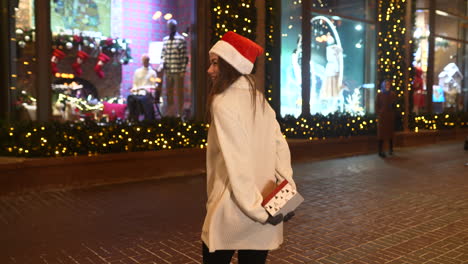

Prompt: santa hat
xmin=209 ymin=31 xmax=264 ymax=74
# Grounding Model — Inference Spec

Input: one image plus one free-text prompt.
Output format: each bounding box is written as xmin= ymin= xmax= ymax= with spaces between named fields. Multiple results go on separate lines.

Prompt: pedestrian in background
xmin=201 ymin=31 xmax=296 ymax=264
xmin=376 ymin=79 xmax=397 ymax=158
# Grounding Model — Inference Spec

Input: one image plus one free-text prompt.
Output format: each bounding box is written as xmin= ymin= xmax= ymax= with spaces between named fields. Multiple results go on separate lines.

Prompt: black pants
xmin=127 ymin=94 xmax=155 ymax=121
xmin=202 ymin=243 xmax=268 ymax=264
xmin=378 ymin=139 xmax=393 ymax=153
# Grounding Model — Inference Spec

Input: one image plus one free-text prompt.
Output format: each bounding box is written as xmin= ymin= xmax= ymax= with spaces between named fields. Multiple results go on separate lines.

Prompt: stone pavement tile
xmin=384 ymin=259 xmax=409 ymax=264
xmin=1 ymin=142 xmax=468 ymax=264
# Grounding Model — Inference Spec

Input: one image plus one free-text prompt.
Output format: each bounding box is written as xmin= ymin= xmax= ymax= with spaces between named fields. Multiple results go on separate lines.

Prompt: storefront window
xmin=413 ymin=1 xmax=468 ymax=114
xmin=309 ymin=14 xmax=376 ymax=115
xmin=280 ymin=0 xmax=302 ymax=117
xmin=311 ymin=0 xmax=376 ymax=21
xmin=433 ymin=39 xmax=464 ymax=113
xmin=14 ymin=0 xmax=196 ymax=122
xmin=435 ymin=14 xmax=461 ymax=40
xmin=413 ymin=10 xmax=429 ymax=114
xmin=14 ymin=0 xmax=37 ymax=121
xmin=436 ymin=0 xmax=467 ymax=16
xmin=280 ymin=0 xmax=376 ymax=117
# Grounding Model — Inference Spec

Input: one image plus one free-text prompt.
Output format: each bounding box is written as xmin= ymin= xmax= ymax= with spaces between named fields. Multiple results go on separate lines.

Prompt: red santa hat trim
xmin=209 ymin=31 xmax=264 ymax=74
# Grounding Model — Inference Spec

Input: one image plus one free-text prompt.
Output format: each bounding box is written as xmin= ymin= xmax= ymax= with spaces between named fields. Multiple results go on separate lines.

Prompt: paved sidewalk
xmin=1 ymin=142 xmax=467 ymax=264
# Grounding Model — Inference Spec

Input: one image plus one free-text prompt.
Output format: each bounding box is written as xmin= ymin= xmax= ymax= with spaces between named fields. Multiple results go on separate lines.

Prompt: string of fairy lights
xmin=3 ymin=110 xmax=466 ymax=157
xmin=265 ymin=0 xmax=275 ymax=103
xmin=2 ymin=0 xmax=467 ymax=158
xmin=211 ymin=0 xmax=257 ymax=44
xmin=377 ymin=0 xmax=408 ymax=127
xmin=0 ymin=120 xmax=209 ymax=157
xmin=279 ymin=114 xmax=377 ymax=139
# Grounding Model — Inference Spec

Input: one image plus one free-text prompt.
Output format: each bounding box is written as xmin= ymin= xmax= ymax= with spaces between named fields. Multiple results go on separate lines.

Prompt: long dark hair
xmin=206 ymin=56 xmax=265 ymax=122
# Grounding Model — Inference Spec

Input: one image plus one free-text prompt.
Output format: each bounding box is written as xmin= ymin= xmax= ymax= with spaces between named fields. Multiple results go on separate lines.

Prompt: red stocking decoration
xmin=72 ymin=50 xmax=89 ymax=76
xmin=94 ymin=52 xmax=110 ymax=78
xmin=51 ymin=49 xmax=66 ymax=76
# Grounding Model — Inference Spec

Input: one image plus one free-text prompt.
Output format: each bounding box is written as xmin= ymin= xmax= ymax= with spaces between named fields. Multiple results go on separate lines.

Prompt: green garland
xmin=2 ymin=111 xmax=468 ymax=158
xmin=279 ymin=113 xmax=377 ymax=139
xmin=0 ymin=119 xmax=208 ymax=158
xmin=409 ymin=112 xmax=468 ymax=131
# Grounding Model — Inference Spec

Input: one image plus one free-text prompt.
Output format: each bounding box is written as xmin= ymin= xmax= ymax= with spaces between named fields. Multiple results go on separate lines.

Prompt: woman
xmin=201 ymin=31 xmax=297 ymax=263
xmin=376 ymin=79 xmax=397 ymax=158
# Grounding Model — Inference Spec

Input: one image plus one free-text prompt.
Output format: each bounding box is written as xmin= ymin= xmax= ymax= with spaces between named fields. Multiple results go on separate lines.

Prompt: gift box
xmin=261 ymin=180 xmax=304 ymax=217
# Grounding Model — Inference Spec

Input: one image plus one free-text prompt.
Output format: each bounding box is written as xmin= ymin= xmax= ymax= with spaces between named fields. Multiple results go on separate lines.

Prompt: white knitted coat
xmin=201 ymin=76 xmax=295 ymax=252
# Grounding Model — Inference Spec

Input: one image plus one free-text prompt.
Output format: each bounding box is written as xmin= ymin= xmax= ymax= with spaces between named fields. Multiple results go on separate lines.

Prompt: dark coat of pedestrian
xmin=376 ymin=79 xmax=397 ymax=157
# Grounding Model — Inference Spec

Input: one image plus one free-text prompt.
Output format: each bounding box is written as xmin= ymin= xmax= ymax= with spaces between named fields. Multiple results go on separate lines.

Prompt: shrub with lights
xmin=279 ymin=113 xmax=377 ymax=139
xmin=3 ymin=0 xmax=468 ymax=159
xmin=409 ymin=112 xmax=468 ymax=131
xmin=0 ymin=119 xmax=208 ymax=158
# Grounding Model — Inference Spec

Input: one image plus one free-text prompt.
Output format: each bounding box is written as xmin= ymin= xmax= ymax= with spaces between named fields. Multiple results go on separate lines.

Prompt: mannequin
xmin=160 ymin=19 xmax=189 ymax=118
xmin=127 ymin=54 xmax=157 ymax=121
xmin=320 ymin=33 xmax=343 ymax=113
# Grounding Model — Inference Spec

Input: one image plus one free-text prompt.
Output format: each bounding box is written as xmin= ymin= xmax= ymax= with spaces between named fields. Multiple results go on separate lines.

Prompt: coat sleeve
xmin=211 ymin=100 xmax=270 ymax=223
xmin=273 ymin=120 xmax=296 ymax=190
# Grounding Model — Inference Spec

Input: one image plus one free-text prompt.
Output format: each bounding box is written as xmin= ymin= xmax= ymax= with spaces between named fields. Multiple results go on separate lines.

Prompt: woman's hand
xmin=283 ymin=212 xmax=295 ymax=222
xmin=266 ymin=214 xmax=283 ymax=225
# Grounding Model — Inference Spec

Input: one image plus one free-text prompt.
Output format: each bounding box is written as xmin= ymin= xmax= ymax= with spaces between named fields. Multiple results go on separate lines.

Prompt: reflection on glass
xmin=436 ymin=0 xmax=466 ymax=16
xmin=435 ymin=14 xmax=460 ymax=40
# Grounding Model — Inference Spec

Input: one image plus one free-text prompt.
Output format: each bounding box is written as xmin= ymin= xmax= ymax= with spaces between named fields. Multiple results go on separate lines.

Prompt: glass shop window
xmin=279 ymin=0 xmax=376 ymax=117
xmin=436 ymin=0 xmax=467 ymax=17
xmin=412 ymin=9 xmax=429 ymax=114
xmin=432 ymin=39 xmax=465 ymax=113
xmin=14 ymin=0 xmax=37 ymax=121
xmin=308 ymin=14 xmax=376 ymax=116
xmin=15 ymin=0 xmax=196 ymax=123
xmin=310 ymin=0 xmax=376 ymax=21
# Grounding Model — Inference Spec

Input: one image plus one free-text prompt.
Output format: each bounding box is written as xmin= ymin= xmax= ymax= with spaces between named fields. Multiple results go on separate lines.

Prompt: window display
xmin=12 ymin=0 xmax=195 ymax=122
xmin=413 ymin=1 xmax=468 ymax=114
xmin=280 ymin=2 xmax=375 ymax=117
xmin=433 ymin=39 xmax=464 ymax=112
xmin=310 ymin=0 xmax=376 ymax=21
